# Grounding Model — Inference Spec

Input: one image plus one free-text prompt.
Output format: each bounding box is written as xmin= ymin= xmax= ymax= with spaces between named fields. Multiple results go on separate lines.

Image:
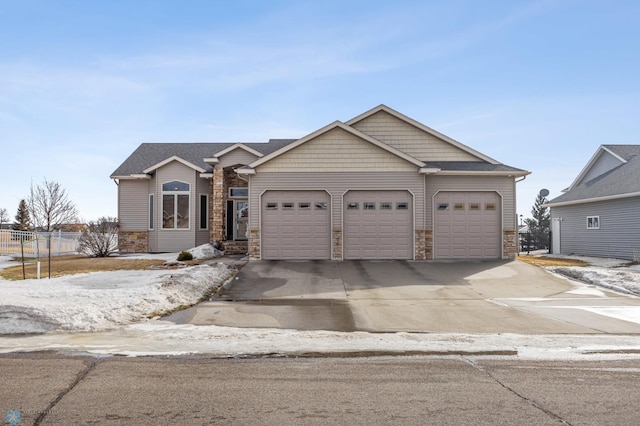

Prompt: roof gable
xmin=143 ymin=155 xmax=206 ymax=174
xmin=248 ymin=121 xmax=425 ymax=171
xmin=346 ymin=104 xmax=499 ymax=164
xmin=568 ymin=145 xmax=628 ymax=190
xmin=213 ymin=143 xmax=264 ymax=158
xmin=546 ymin=145 xmax=640 ymax=207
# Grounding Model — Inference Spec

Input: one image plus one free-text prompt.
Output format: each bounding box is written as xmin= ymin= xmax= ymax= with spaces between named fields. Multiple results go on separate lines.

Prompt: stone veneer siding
xmin=249 ymin=228 xmax=260 ymax=260
xmin=118 ymin=230 xmax=148 ymax=253
xmin=503 ymin=229 xmax=517 ymax=259
xmin=211 ymin=166 xmax=249 ymax=244
xmin=211 ymin=167 xmax=225 ymax=243
xmin=332 ymin=227 xmax=342 ymax=260
xmin=415 ymin=228 xmax=430 ymax=260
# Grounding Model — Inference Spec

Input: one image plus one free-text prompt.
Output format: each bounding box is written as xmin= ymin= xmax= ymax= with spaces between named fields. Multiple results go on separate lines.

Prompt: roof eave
xmin=236 ymin=168 xmax=256 ymax=175
xmin=110 ymin=174 xmax=151 ymax=180
xmin=544 ymin=191 xmax=640 ymax=208
xmin=434 ymin=170 xmax=531 ymax=177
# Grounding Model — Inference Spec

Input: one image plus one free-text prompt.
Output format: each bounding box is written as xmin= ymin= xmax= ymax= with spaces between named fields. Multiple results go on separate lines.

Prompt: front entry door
xmin=234 ymin=200 xmax=249 ymax=241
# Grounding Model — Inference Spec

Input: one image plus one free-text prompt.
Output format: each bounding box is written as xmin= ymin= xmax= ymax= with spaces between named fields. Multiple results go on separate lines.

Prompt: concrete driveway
xmin=167 ymin=260 xmax=640 ymax=334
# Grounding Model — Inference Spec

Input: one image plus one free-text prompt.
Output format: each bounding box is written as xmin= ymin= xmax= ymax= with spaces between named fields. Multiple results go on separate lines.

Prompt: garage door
xmin=261 ymin=190 xmax=330 ymax=260
xmin=344 ymin=190 xmax=413 ymax=259
xmin=434 ymin=191 xmax=500 ymax=259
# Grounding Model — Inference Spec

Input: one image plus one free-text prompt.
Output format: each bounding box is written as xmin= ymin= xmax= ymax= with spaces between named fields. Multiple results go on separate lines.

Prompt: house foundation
xmin=118 ymin=230 xmax=148 ymax=253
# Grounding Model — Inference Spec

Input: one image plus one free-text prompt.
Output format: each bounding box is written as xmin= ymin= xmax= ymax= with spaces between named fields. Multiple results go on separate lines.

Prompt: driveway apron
xmin=166 ymin=260 xmax=640 ymax=334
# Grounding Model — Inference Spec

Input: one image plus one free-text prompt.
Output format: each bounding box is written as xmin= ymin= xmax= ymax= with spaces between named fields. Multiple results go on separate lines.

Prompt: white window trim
xmin=162 ymin=180 xmax=191 ymax=230
xmin=148 ymin=194 xmax=154 ymax=230
xmin=586 ymin=215 xmax=600 ymax=229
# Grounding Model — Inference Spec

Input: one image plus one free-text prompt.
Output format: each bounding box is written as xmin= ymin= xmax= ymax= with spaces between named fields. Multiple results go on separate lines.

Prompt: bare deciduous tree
xmin=28 ymin=179 xmax=79 ymax=278
xmin=0 ymin=208 xmax=9 ymax=229
xmin=79 ymin=217 xmax=119 ymax=257
xmin=28 ymin=179 xmax=79 ymax=232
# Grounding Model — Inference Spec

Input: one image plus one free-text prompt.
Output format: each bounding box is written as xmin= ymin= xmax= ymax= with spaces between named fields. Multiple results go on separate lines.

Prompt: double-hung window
xmin=162 ymin=181 xmax=190 ymax=229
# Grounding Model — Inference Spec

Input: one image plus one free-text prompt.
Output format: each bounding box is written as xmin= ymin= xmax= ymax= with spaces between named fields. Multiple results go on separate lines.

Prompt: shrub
xmin=78 ymin=217 xmax=119 ymax=257
xmin=177 ymin=251 xmax=193 ymax=261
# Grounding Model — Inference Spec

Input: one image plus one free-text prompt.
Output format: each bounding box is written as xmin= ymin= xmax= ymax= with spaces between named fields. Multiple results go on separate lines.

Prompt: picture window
xmin=162 ymin=181 xmax=190 ymax=229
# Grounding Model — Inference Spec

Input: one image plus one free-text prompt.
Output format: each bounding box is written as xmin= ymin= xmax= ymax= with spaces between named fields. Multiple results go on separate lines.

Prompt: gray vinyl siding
xmin=551 ymin=197 xmax=640 ymax=260
xmin=248 ymin=172 xmax=425 ymax=230
xmin=218 ymin=149 xmax=259 ymax=168
xmin=578 ymin=151 xmax=624 ymax=185
xmin=351 ymin=110 xmax=481 ymax=162
xmin=425 ymin=175 xmax=516 ymax=229
xmin=118 ymin=180 xmax=149 ymax=231
xmin=154 ymin=161 xmax=198 ymax=252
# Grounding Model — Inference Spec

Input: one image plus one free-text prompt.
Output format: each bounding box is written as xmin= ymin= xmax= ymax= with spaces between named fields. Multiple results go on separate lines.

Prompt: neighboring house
xmin=545 ymin=145 xmax=640 ymax=261
xmin=111 ymin=105 xmax=529 ymax=260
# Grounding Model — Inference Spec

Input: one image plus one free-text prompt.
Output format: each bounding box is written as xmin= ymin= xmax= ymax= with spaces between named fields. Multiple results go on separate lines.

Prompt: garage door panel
xmin=435 ymin=191 xmax=500 ymax=259
xmin=344 ymin=190 xmax=413 ymax=260
xmin=262 ymin=190 xmax=330 ymax=260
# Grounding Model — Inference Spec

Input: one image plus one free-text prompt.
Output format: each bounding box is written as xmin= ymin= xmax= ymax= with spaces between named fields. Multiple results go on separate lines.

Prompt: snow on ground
xmin=1 ymin=323 xmax=640 ymax=360
xmin=2 ymin=252 xmax=640 ymax=359
xmin=542 ymin=255 xmax=640 ymax=296
xmin=0 ymin=256 xmax=232 ymax=334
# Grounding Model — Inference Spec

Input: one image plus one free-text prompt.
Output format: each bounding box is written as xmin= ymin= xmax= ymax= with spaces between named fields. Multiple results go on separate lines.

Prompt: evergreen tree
xmin=524 ymin=193 xmax=550 ymax=249
xmin=11 ymin=199 xmax=32 ymax=231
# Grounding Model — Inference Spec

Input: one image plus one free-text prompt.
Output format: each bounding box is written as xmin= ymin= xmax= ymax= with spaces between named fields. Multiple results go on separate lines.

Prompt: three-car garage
xmin=261 ymin=189 xmax=502 ymax=261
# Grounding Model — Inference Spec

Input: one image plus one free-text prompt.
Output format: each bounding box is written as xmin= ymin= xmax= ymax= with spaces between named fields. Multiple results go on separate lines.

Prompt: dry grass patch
xmin=0 ymin=255 xmax=167 ymax=280
xmin=517 ymin=255 xmax=588 ymax=268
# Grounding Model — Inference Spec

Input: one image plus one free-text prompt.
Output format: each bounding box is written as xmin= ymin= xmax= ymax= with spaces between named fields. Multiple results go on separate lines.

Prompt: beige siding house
xmin=111 ymin=105 xmax=529 ymax=260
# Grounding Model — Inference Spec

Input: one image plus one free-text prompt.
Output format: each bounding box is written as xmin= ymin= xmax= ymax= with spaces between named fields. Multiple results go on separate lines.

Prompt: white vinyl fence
xmin=0 ymin=229 xmax=81 ymax=257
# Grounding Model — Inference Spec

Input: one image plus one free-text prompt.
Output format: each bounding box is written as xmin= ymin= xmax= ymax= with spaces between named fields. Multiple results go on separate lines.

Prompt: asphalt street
xmin=1 ymin=353 xmax=639 ymax=425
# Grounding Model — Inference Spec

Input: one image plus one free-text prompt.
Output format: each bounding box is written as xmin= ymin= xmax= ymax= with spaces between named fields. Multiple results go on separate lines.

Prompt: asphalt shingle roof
xmin=424 ymin=161 xmax=526 ymax=173
xmin=548 ymin=145 xmax=640 ymax=205
xmin=111 ymin=139 xmax=297 ymax=177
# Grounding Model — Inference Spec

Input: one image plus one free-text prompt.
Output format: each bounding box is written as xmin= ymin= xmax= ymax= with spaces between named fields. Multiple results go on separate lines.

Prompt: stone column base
xmin=118 ymin=230 xmax=148 ymax=253
xmin=503 ymin=229 xmax=517 ymax=259
xmin=332 ymin=227 xmax=342 ymax=260
xmin=249 ymin=228 xmax=260 ymax=260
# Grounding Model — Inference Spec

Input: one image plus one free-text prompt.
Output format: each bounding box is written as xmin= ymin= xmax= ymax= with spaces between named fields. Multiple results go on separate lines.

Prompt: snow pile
xmin=544 ymin=255 xmax=640 ymax=296
xmin=2 ymin=324 xmax=640 ymax=360
xmin=187 ymin=243 xmax=224 ymax=260
xmin=0 ymin=263 xmax=232 ymax=334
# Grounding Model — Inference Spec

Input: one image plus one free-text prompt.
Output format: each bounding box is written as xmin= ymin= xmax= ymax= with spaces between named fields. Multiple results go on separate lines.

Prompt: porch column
xmin=211 ymin=166 xmax=225 ymax=242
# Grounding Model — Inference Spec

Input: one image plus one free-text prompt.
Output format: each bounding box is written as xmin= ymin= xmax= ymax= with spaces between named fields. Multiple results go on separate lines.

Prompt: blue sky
xmin=1 ymin=0 xmax=639 ymax=222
